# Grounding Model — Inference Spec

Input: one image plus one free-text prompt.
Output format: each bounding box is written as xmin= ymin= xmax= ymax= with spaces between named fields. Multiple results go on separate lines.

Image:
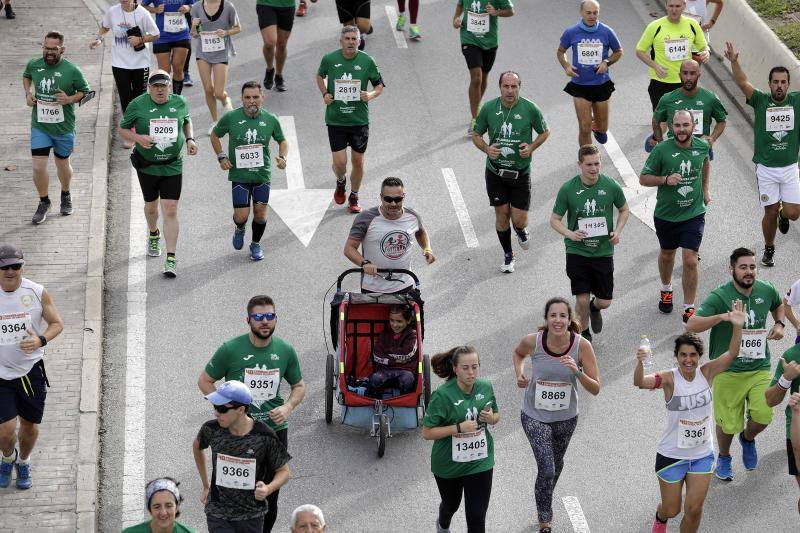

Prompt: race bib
xmin=678 ymin=417 xmax=710 ymax=449
xmin=149 ymin=118 xmax=178 ymax=144
xmin=334 ymin=79 xmax=360 ymax=102
xmin=215 ymin=454 xmax=256 ymax=490
xmin=664 ymin=38 xmax=689 ymax=61
xmin=245 ymin=367 xmax=279 ymax=402
xmin=452 ymin=429 xmax=488 ymax=462
xmin=576 ymin=42 xmax=603 ymax=66
xmin=766 ymin=106 xmax=794 ymax=131
xmin=200 ymin=31 xmax=225 ymax=52
xmin=466 ymin=11 xmax=489 ymax=34
xmin=740 ymin=329 xmax=767 ymax=359
xmin=0 ymin=312 xmax=32 ymax=346
xmin=164 ymin=12 xmax=186 ymax=33
xmin=534 ymin=380 xmax=571 ymax=411
xmin=578 ymin=217 xmax=608 ymax=238
xmin=235 ymin=144 xmax=264 ymax=169
xmin=688 ymin=109 xmax=703 ymax=135
xmin=37 ymin=101 xmax=64 ymax=124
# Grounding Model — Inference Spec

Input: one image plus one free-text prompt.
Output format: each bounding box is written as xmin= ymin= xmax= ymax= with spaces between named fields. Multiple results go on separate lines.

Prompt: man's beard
xmin=251 ymin=324 xmax=274 ymax=340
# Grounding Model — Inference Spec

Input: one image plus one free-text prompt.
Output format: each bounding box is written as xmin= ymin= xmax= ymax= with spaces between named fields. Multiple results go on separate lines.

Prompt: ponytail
xmin=538 ymin=297 xmax=582 ymax=334
xmin=431 ymin=345 xmax=478 ymax=380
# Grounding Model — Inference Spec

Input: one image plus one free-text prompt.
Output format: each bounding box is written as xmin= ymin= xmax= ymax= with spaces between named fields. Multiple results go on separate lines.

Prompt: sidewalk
xmin=0 ymin=1 xmax=112 ymax=531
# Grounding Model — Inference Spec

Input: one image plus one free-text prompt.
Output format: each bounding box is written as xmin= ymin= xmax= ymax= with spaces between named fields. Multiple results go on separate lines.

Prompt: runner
xmin=686 ymin=247 xmax=785 ymax=481
xmin=422 ymin=345 xmax=500 ymax=533
xmin=0 ymin=244 xmax=64 ymax=491
xmin=683 ymin=0 xmax=724 ymax=40
xmin=316 ymin=25 xmax=384 ymax=214
xmin=210 ymin=81 xmax=287 ymax=261
xmin=472 ymin=71 xmax=549 ymax=273
xmin=119 ymin=70 xmax=197 ymax=278
xmin=765 ymin=346 xmax=800 ymax=514
xmin=290 ymin=505 xmax=326 ymax=533
xmin=343 ymin=177 xmax=434 ymax=293
xmin=639 ymin=109 xmax=709 ymax=323
xmin=556 ymin=0 xmax=623 ymax=146
xmin=395 ymin=0 xmax=421 ymax=40
xmin=182 ymin=9 xmax=194 ymax=88
xmin=193 ymin=380 xmax=292 ymax=533
xmin=122 ymin=477 xmax=196 ymax=532
xmin=635 ymin=0 xmax=709 ymax=112
xmin=513 ymin=297 xmax=600 ymax=532
xmin=335 ymin=0 xmax=371 ymax=50
xmin=198 ymin=295 xmax=305 ymax=533
xmin=784 ymin=278 xmax=800 ymax=345
xmin=256 ymin=0 xmax=296 ymax=92
xmin=23 ymin=31 xmax=91 ymax=224
xmin=723 ymin=41 xmax=800 ymax=267
xmin=635 ymin=301 xmax=746 ymax=533
xmin=454 ymin=0 xmax=514 ymax=135
xmin=141 ymin=0 xmax=193 ymax=95
xmin=296 ymin=0 xmax=316 ymax=17
xmin=189 ymin=0 xmax=240 ymax=132
xmin=550 ymin=145 xmax=629 ymax=341
xmin=3 ymin=0 xmax=14 ymax=19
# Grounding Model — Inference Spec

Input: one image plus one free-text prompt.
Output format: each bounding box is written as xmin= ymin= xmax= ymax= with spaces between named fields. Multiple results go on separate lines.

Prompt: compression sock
xmin=251 ymin=220 xmax=266 ymax=243
xmin=496 ymin=228 xmax=512 ymax=255
xmin=172 ymin=79 xmax=183 ymax=95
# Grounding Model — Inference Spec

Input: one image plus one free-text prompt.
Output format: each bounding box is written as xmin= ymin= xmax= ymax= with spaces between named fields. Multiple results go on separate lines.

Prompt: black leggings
xmin=112 ymin=66 xmax=148 ymax=112
xmin=262 ymin=428 xmax=288 ymax=533
xmin=434 ymin=468 xmax=493 ymax=533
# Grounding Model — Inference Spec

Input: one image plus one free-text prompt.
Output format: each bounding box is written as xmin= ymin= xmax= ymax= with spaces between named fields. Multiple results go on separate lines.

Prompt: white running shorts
xmin=755 ymin=163 xmax=800 ymax=206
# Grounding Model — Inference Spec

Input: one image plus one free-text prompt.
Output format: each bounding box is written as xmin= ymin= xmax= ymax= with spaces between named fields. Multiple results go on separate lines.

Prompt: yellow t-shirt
xmin=636 ymin=16 xmax=707 ymax=84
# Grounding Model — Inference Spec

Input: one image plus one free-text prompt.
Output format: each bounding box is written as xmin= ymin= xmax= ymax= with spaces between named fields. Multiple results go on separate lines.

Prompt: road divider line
xmin=279 ymin=116 xmax=304 ymax=190
xmin=562 ymin=496 xmax=591 ymax=533
xmin=441 ymin=168 xmax=479 ymax=248
xmin=603 ymin=131 xmax=656 ymax=232
xmin=122 ymin=167 xmax=147 ymax=527
xmin=385 ymin=6 xmax=408 ymax=49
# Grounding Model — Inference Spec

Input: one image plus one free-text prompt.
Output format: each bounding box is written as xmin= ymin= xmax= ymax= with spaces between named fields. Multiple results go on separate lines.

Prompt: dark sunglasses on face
xmin=249 ymin=312 xmax=277 ymax=322
xmin=382 ymin=196 xmax=404 ymax=204
xmin=214 ymin=403 xmax=243 ymax=414
xmin=0 ymin=264 xmax=22 ymax=271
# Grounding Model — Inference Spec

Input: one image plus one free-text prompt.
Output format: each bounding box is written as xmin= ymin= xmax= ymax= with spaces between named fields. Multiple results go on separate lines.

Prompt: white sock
xmin=661 ymin=283 xmax=673 ymax=292
xmin=684 ymin=303 xmax=694 ymax=310
xmin=18 ymin=457 xmax=29 ymax=465
xmin=1 ymin=450 xmax=14 ymax=462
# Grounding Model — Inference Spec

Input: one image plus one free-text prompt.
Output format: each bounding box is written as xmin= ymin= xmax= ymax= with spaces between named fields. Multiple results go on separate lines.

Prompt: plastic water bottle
xmin=640 ymin=335 xmax=654 ymax=374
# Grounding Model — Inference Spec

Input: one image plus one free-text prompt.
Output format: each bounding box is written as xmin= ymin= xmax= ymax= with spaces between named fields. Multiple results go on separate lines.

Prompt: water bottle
xmin=640 ymin=335 xmax=654 ymax=374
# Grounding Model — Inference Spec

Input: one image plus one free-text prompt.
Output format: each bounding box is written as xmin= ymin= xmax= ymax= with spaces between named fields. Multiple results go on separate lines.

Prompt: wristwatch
xmin=360 ymin=259 xmax=371 ymax=267
xmin=38 ymin=335 xmax=47 ymax=347
xmin=775 ymin=320 xmax=786 ymax=328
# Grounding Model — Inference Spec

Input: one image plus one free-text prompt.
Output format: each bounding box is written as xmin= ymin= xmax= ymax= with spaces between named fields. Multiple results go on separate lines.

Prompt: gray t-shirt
xmin=190 ymin=0 xmax=239 ymax=64
xmin=522 ymin=331 xmax=581 ymax=423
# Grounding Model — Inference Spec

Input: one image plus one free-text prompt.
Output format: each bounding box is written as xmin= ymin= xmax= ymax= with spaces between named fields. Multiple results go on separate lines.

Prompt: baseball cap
xmin=148 ymin=72 xmax=171 ymax=86
xmin=0 ymin=244 xmax=24 ymax=268
xmin=204 ymin=380 xmax=252 ymax=406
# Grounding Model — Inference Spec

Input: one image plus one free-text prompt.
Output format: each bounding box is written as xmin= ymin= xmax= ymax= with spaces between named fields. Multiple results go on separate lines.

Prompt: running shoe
xmin=658 ymin=290 xmax=673 ymax=314
xmin=359 ymin=35 xmax=366 ymax=51
xmin=334 ymin=179 xmax=346 ymax=205
xmin=516 ymin=228 xmax=530 ymax=250
xmin=296 ymin=0 xmax=306 ymax=16
xmin=223 ymin=96 xmax=233 ymax=111
xmin=500 ymin=252 xmax=515 ymax=273
xmin=163 ymin=256 xmax=177 ymax=278
xmin=714 ymin=454 xmax=733 ymax=481
xmin=682 ymin=306 xmax=696 ymax=324
xmin=590 ymin=298 xmax=603 ymax=333
xmin=539 ymin=528 xmax=552 ymax=533
xmin=15 ymin=462 xmax=31 ymax=490
xmin=348 ymin=192 xmax=362 ymax=214
xmin=274 ymin=74 xmax=287 ymax=92
xmin=651 ymin=514 xmax=667 ymax=533
xmin=761 ymin=245 xmax=775 ymax=267
xmin=249 ymin=242 xmax=264 ymax=261
xmin=4 ymin=3 xmax=15 ymax=19
xmin=409 ymin=25 xmax=421 ymax=40
xmin=396 ymin=13 xmax=406 ymax=30
xmin=592 ymin=129 xmax=608 ymax=145
xmin=264 ymin=68 xmax=275 ymax=90
xmin=60 ymin=191 xmax=73 ymax=216
xmin=183 ymin=73 xmax=193 ymax=87
xmin=644 ymin=134 xmax=656 ymax=153
xmin=232 ymin=226 xmax=245 ymax=250
xmin=0 ymin=450 xmax=16 ymax=488
xmin=147 ymin=231 xmax=162 ymax=257
xmin=32 ymin=200 xmax=51 ymax=225
xmin=778 ymin=203 xmax=790 ymax=234
xmin=739 ymin=432 xmax=758 ymax=470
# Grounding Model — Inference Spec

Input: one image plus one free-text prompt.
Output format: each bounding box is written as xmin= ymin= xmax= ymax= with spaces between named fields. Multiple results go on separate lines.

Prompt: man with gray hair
xmin=290 ymin=504 xmax=326 ymax=532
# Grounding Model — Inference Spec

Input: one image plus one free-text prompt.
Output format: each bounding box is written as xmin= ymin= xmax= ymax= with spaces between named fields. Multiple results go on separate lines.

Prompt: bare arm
xmin=549 ymin=211 xmax=584 ymax=242
xmin=198 ymin=370 xmax=217 ymax=395
xmin=784 ymin=297 xmax=800 ymax=330
xmin=708 ymin=120 xmax=726 ymax=143
xmin=701 ymin=303 xmax=745 ymax=381
xmin=529 ymin=129 xmax=550 ymax=152
xmin=766 ymin=357 xmax=799 ymax=407
xmin=192 ymin=437 xmax=210 ymax=490
xmin=640 ymin=172 xmax=675 ymax=187
xmin=724 ymin=42 xmax=755 ymax=100
xmin=452 ymin=3 xmax=464 ymax=28
xmin=612 ymin=203 xmax=630 ymax=242
xmin=277 ymin=139 xmax=288 ymax=160
xmin=701 ymin=159 xmax=710 ymax=196
xmin=607 ymin=48 xmax=623 ymax=65
xmin=343 ymin=238 xmax=365 ymax=266
xmin=686 ymin=312 xmax=726 ymax=332
xmin=39 ymin=290 xmax=64 ymax=342
xmin=635 ymin=49 xmax=661 ymax=71
xmin=209 ymin=131 xmax=225 ymax=155
xmin=422 ymin=424 xmax=459 ymax=441
xmin=513 ymin=334 xmax=536 ymax=388
xmin=576 ymin=338 xmax=601 ymax=396
xmin=651 ymin=115 xmax=663 ymax=142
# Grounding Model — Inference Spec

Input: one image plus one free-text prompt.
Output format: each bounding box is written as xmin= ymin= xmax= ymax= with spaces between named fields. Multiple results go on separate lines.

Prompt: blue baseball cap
xmin=204 ymin=380 xmax=252 ymax=406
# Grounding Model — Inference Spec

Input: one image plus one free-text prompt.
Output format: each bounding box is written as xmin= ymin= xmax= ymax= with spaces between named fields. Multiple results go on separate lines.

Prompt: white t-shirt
xmin=0 ymin=278 xmax=46 ymax=380
xmin=101 ymin=4 xmax=159 ymax=69
xmin=787 ymin=279 xmax=800 ymax=308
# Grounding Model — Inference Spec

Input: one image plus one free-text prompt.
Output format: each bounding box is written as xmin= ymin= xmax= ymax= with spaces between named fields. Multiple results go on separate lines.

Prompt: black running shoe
xmin=274 ymin=74 xmax=287 ymax=92
xmin=264 ymin=68 xmax=275 ymax=90
xmin=761 ymin=245 xmax=775 ymax=267
xmin=778 ymin=203 xmax=790 ymax=234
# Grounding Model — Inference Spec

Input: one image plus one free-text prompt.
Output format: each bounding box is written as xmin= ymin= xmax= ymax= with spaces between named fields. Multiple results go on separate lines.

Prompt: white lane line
xmin=122 ymin=167 xmax=148 ymax=527
xmin=278 ymin=116 xmax=304 ymax=190
xmin=562 ymin=496 xmax=591 ymax=533
xmin=603 ymin=131 xmax=657 ymax=232
xmin=385 ymin=6 xmax=409 ymax=49
xmin=441 ymin=168 xmax=479 ymax=248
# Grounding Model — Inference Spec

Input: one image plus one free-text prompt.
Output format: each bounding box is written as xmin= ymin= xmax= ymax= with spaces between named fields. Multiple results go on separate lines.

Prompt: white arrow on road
xmin=270 ymin=116 xmax=334 ymax=247
xmin=603 ymin=131 xmax=657 ymax=232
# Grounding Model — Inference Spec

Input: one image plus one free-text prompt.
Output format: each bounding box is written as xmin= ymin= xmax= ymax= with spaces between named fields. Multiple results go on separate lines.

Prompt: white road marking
xmin=279 ymin=116 xmax=304 ymax=190
xmin=603 ymin=131 xmax=657 ymax=232
xmin=122 ymin=167 xmax=148 ymax=527
xmin=441 ymin=168 xmax=479 ymax=248
xmin=563 ymin=496 xmax=591 ymax=533
xmin=385 ymin=6 xmax=409 ymax=49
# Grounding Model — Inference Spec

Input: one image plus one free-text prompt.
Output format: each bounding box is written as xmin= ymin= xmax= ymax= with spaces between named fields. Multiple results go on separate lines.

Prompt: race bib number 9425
xmin=766 ymin=107 xmax=794 ymax=132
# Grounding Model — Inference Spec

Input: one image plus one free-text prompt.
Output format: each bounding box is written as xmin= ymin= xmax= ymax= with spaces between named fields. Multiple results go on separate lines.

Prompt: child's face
xmin=388 ymin=312 xmax=411 ymax=334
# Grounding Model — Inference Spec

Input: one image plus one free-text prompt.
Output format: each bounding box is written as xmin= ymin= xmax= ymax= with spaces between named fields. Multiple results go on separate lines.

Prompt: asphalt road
xmin=98 ymin=0 xmax=800 ymax=531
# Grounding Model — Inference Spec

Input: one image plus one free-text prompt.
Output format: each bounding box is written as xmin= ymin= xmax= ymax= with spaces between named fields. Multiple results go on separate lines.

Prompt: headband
xmin=145 ymin=478 xmax=180 ymax=508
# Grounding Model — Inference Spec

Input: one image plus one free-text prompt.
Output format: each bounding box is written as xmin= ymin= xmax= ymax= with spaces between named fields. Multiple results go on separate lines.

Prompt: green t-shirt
xmin=256 ymin=0 xmax=295 ymax=7
xmin=120 ymin=93 xmax=190 ymax=176
xmin=641 ymin=137 xmax=708 ymax=222
xmin=474 ymin=97 xmax=547 ymax=174
xmin=422 ymin=377 xmax=498 ymax=479
xmin=317 ymin=50 xmax=383 ymax=127
xmin=635 ymin=16 xmax=707 ymax=84
xmin=771 ymin=344 xmax=800 ymax=438
xmin=458 ymin=0 xmax=513 ymax=50
xmin=695 ymin=280 xmax=782 ymax=372
xmin=205 ymin=334 xmax=302 ymax=431
xmin=746 ymin=88 xmax=800 ymax=168
xmin=123 ymin=520 xmax=196 ymax=533
xmin=654 ymin=87 xmax=727 ymax=137
xmin=23 ymin=57 xmax=90 ymax=136
xmin=552 ymin=174 xmax=627 ymax=258
xmin=213 ymin=107 xmax=285 ymax=184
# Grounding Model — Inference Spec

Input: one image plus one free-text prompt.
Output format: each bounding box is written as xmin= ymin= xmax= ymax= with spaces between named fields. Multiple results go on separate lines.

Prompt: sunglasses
xmin=382 ymin=196 xmax=404 ymax=204
xmin=214 ymin=403 xmax=243 ymax=414
xmin=249 ymin=312 xmax=277 ymax=322
xmin=0 ymin=264 xmax=22 ymax=271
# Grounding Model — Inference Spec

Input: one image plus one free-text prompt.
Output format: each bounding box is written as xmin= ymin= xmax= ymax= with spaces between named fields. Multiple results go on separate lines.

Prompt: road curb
xmin=77 ymin=0 xmax=114 ymax=531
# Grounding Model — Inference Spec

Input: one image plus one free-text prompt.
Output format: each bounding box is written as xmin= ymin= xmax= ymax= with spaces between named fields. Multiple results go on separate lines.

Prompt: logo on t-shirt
xmin=582 ymin=198 xmax=599 ymax=215
xmin=39 ymin=77 xmax=56 ymax=94
xmin=471 ymin=1 xmax=482 ymax=12
xmin=244 ymin=128 xmax=258 ymax=144
xmin=773 ymin=130 xmax=789 ymax=142
xmin=380 ymin=231 xmax=411 ymax=259
xmin=19 ymin=295 xmax=34 ymax=308
xmin=679 ymin=159 xmax=692 ymax=176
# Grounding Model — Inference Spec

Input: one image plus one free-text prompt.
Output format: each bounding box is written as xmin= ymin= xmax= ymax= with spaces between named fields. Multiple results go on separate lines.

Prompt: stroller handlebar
xmin=336 ymin=268 xmax=421 ymax=292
